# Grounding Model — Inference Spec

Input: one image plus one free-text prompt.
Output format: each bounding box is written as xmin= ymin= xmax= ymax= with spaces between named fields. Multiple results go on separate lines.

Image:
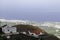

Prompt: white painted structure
xmin=2 ymin=26 xmax=17 ymax=34
xmin=28 ymin=31 xmax=39 ymax=37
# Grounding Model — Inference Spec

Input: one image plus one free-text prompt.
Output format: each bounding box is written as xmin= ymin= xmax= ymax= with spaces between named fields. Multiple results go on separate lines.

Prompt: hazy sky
xmin=0 ymin=0 xmax=60 ymax=22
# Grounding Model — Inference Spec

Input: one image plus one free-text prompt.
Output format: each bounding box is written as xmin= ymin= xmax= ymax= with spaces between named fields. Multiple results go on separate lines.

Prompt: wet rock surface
xmin=2 ymin=33 xmax=60 ymax=40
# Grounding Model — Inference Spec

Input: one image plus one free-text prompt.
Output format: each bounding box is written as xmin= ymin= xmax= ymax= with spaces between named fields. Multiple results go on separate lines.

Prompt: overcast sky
xmin=0 ymin=0 xmax=60 ymax=22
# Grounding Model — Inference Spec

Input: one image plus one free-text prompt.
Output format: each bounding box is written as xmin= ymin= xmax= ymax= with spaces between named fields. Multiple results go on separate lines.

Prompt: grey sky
xmin=0 ymin=0 xmax=60 ymax=22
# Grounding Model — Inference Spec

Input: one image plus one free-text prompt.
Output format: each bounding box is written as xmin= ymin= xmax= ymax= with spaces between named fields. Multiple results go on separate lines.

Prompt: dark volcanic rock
xmin=2 ymin=33 xmax=60 ymax=40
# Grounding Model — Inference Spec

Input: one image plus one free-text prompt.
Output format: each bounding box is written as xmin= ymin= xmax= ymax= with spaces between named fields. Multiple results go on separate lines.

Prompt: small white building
xmin=2 ymin=26 xmax=17 ymax=34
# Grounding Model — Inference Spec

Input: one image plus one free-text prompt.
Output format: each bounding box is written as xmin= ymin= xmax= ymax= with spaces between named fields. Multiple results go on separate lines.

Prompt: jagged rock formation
xmin=2 ymin=33 xmax=60 ymax=40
